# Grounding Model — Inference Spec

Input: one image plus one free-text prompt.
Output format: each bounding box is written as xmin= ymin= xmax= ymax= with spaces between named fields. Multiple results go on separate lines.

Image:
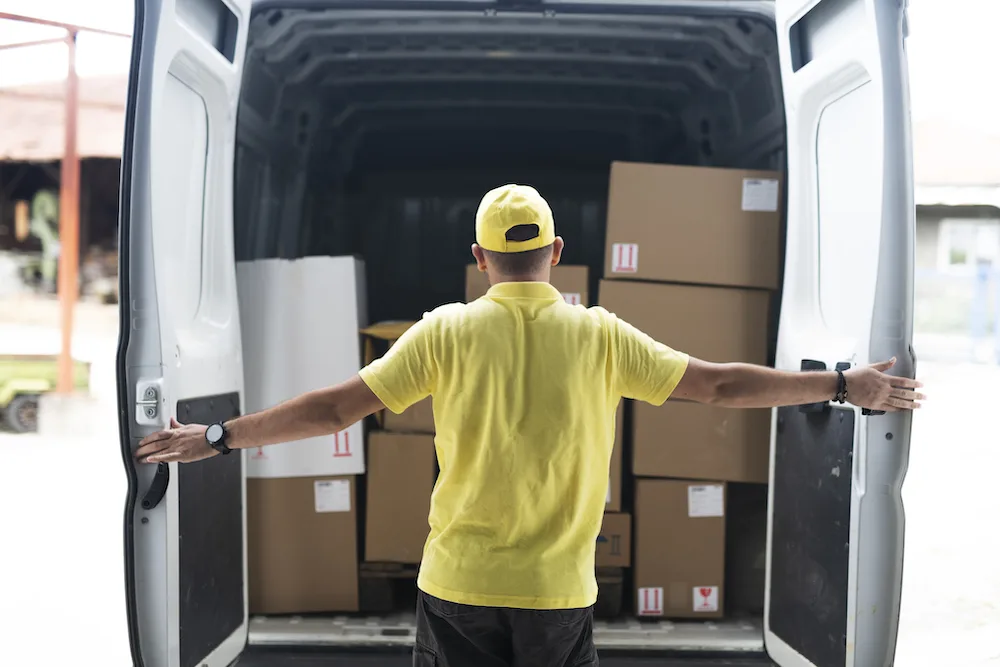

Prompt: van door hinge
xmin=136 ymin=379 xmax=165 ymax=426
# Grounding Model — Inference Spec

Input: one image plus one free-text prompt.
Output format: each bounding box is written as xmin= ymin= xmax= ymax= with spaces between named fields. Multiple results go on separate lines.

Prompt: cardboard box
xmin=632 ymin=401 xmax=770 ymax=483
xmin=361 ymin=321 xmax=434 ymax=433
xmin=238 ymin=257 xmax=367 ymax=478
xmin=607 ymin=401 xmax=623 ymax=512
xmin=635 ymin=479 xmax=726 ymax=619
xmin=465 ymin=264 xmax=589 ymax=305
xmin=604 ymin=161 xmax=782 ymax=289
xmin=383 ymin=397 xmax=434 ymax=434
xmin=248 ymin=476 xmax=359 ymax=614
xmin=365 ymin=433 xmax=436 ymax=563
xmin=596 ymin=512 xmax=631 ymax=567
xmin=598 ymin=280 xmax=770 ymax=365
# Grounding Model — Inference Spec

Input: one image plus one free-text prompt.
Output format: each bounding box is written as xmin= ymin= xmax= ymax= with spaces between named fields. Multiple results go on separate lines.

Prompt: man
xmin=136 ymin=184 xmax=923 ymax=667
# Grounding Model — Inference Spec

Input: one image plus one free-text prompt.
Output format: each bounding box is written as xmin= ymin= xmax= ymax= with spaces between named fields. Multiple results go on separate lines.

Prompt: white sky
xmin=0 ymin=0 xmax=997 ymax=132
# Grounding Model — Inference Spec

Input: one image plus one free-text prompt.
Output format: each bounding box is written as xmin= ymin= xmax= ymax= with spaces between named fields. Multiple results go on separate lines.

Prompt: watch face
xmin=206 ymin=423 xmax=224 ymax=444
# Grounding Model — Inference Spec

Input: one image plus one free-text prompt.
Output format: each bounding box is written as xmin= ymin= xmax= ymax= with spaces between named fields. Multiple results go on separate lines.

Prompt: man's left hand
xmin=135 ymin=418 xmax=217 ymax=464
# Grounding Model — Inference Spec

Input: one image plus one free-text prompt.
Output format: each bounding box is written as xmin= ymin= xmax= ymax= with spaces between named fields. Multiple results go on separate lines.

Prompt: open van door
xmin=117 ymin=1 xmax=251 ymax=666
xmin=766 ymin=0 xmax=914 ymax=666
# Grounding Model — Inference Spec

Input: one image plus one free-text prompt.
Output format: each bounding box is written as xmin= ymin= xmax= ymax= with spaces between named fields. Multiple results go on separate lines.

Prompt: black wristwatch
xmin=206 ymin=422 xmax=233 ymax=455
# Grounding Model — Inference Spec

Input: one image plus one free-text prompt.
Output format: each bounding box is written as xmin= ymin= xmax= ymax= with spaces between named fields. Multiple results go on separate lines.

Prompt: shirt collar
xmin=486 ymin=281 xmax=563 ymax=300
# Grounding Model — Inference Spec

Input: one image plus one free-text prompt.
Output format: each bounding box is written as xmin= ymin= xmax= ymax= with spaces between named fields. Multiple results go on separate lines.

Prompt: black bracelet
xmin=834 ymin=370 xmax=848 ymax=404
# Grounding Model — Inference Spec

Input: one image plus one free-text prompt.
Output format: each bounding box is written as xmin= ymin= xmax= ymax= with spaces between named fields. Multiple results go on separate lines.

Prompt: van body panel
xmin=119 ymin=1 xmax=253 ymax=666
xmin=765 ymin=1 xmax=915 ymax=666
xmin=120 ymin=0 xmax=913 ymax=663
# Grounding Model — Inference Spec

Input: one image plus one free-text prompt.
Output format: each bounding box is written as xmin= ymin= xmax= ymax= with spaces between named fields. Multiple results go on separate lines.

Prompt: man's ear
xmin=471 ymin=243 xmax=488 ymax=272
xmin=550 ymin=237 xmax=565 ymax=266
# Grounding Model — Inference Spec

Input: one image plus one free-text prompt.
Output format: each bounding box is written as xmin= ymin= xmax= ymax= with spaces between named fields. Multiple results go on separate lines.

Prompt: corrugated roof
xmin=0 ymin=74 xmax=126 ymax=161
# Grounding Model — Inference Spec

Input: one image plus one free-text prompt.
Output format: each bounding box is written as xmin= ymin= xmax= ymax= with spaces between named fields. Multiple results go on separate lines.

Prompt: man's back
xmin=359 ymin=281 xmax=689 ymax=609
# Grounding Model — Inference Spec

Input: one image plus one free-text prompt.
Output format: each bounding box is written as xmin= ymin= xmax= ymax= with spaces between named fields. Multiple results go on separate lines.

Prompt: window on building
xmin=938 ymin=219 xmax=1000 ymax=273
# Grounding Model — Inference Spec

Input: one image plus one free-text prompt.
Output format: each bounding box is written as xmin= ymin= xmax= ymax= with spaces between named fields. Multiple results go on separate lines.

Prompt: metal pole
xmin=56 ymin=30 xmax=81 ymax=394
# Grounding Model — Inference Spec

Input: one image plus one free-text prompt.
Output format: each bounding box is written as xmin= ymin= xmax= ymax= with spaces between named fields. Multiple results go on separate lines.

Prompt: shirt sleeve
xmin=611 ymin=313 xmax=690 ymax=406
xmin=359 ymin=316 xmax=437 ymax=414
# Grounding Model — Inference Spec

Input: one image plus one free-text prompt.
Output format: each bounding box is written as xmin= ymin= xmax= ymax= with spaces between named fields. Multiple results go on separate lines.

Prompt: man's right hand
xmin=671 ymin=356 xmax=925 ymax=411
xmin=844 ymin=357 xmax=924 ymax=412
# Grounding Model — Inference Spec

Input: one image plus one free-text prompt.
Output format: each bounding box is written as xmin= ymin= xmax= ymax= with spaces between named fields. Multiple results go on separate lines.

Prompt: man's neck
xmin=489 ymin=273 xmax=551 ymax=286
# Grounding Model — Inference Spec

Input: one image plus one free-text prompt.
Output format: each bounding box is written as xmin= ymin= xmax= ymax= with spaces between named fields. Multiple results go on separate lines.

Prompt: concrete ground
xmin=0 ymin=298 xmax=997 ymax=666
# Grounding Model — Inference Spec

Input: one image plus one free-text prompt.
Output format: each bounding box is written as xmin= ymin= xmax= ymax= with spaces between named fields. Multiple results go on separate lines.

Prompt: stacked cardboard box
xmin=598 ymin=161 xmax=782 ymax=619
xmin=237 ymin=257 xmax=368 ymax=614
xmin=360 ymin=322 xmax=437 ymax=567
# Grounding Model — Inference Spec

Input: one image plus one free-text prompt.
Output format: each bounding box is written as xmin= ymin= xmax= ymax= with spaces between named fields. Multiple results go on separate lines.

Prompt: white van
xmin=117 ymin=0 xmax=915 ymax=665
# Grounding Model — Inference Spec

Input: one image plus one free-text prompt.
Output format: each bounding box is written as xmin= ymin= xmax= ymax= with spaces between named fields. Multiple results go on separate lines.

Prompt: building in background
xmin=913 ymin=119 xmax=1000 ymax=362
xmin=0 ymin=74 xmax=125 ymax=301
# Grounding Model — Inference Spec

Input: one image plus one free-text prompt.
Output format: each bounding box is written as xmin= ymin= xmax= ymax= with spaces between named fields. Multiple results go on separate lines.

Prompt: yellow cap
xmin=475 ymin=184 xmax=556 ymax=253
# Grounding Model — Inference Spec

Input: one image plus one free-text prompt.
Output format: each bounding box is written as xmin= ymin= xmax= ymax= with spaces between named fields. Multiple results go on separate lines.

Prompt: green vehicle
xmin=0 ymin=355 xmax=90 ymax=433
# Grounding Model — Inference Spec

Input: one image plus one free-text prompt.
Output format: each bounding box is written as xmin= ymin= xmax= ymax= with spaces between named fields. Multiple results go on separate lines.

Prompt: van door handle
xmin=141 ymin=462 xmax=170 ymax=510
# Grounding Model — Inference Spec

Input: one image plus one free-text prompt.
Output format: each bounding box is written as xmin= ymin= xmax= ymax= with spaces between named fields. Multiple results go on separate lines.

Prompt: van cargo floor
xmin=249 ymin=614 xmax=764 ymax=652
xmin=238 ymin=646 xmax=773 ymax=667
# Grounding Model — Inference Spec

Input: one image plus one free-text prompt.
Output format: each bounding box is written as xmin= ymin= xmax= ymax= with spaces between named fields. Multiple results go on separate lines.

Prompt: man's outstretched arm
xmin=671 ymin=356 xmax=924 ymax=412
xmin=134 ymin=375 xmax=386 ymax=464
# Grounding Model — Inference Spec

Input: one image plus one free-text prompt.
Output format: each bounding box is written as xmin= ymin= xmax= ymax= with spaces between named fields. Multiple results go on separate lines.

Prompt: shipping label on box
xmin=237 ymin=257 xmax=368 ymax=478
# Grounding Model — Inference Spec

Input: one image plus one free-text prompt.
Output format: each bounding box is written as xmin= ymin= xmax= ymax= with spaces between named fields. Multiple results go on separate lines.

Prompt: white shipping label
xmin=314 ymin=479 xmax=351 ymax=513
xmin=611 ymin=243 xmax=638 ymax=273
xmin=637 ymin=587 xmax=664 ymax=616
xmin=693 ymin=586 xmax=719 ymax=613
xmin=688 ymin=485 xmax=725 ymax=518
xmin=562 ymin=292 xmax=582 ymax=305
xmin=741 ymin=178 xmax=780 ymax=212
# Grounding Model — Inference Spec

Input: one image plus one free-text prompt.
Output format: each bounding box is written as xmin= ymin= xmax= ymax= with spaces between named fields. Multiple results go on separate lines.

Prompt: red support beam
xmin=56 ymin=30 xmax=81 ymax=394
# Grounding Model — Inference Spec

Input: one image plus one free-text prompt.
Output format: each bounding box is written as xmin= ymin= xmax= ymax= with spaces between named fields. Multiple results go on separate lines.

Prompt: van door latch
xmin=136 ymin=379 xmax=164 ymax=425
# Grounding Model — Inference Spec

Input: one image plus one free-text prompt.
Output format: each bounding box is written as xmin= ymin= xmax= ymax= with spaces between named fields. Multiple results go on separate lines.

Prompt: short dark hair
xmin=482 ymin=224 xmax=553 ymax=276
xmin=483 ymin=245 xmax=553 ymax=277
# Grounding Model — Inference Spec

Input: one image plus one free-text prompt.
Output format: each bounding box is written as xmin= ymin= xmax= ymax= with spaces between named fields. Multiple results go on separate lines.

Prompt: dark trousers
xmin=414 ymin=591 xmax=599 ymax=667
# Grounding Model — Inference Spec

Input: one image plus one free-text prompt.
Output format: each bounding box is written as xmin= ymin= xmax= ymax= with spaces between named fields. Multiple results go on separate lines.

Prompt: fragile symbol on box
xmin=250 ymin=447 xmax=267 ymax=460
xmin=693 ymin=586 xmax=719 ymax=613
xmin=562 ymin=292 xmax=582 ymax=305
xmin=611 ymin=243 xmax=638 ymax=273
xmin=638 ymin=587 xmax=664 ymax=616
xmin=332 ymin=431 xmax=351 ymax=458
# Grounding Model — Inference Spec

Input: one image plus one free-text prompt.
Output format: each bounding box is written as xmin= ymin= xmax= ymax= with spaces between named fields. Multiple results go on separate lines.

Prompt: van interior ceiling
xmin=233 ymin=6 xmax=786 ymax=323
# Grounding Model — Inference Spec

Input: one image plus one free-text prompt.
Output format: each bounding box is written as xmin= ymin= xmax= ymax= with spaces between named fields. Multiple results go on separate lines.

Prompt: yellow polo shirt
xmin=359 ymin=281 xmax=688 ymax=609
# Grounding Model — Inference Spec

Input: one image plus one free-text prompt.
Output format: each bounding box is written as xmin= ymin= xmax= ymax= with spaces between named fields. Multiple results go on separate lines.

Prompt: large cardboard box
xmin=361 ymin=322 xmax=435 ymax=433
xmin=604 ymin=161 xmax=782 ymax=289
xmin=635 ymin=479 xmax=726 ymax=619
xmin=598 ymin=280 xmax=770 ymax=365
xmin=465 ymin=264 xmax=589 ymax=305
xmin=596 ymin=512 xmax=631 ymax=567
xmin=238 ymin=257 xmax=367 ymax=477
xmin=607 ymin=401 xmax=624 ymax=512
xmin=248 ymin=476 xmax=359 ymax=614
xmin=632 ymin=401 xmax=770 ymax=483
xmin=365 ymin=432 xmax=436 ymax=563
